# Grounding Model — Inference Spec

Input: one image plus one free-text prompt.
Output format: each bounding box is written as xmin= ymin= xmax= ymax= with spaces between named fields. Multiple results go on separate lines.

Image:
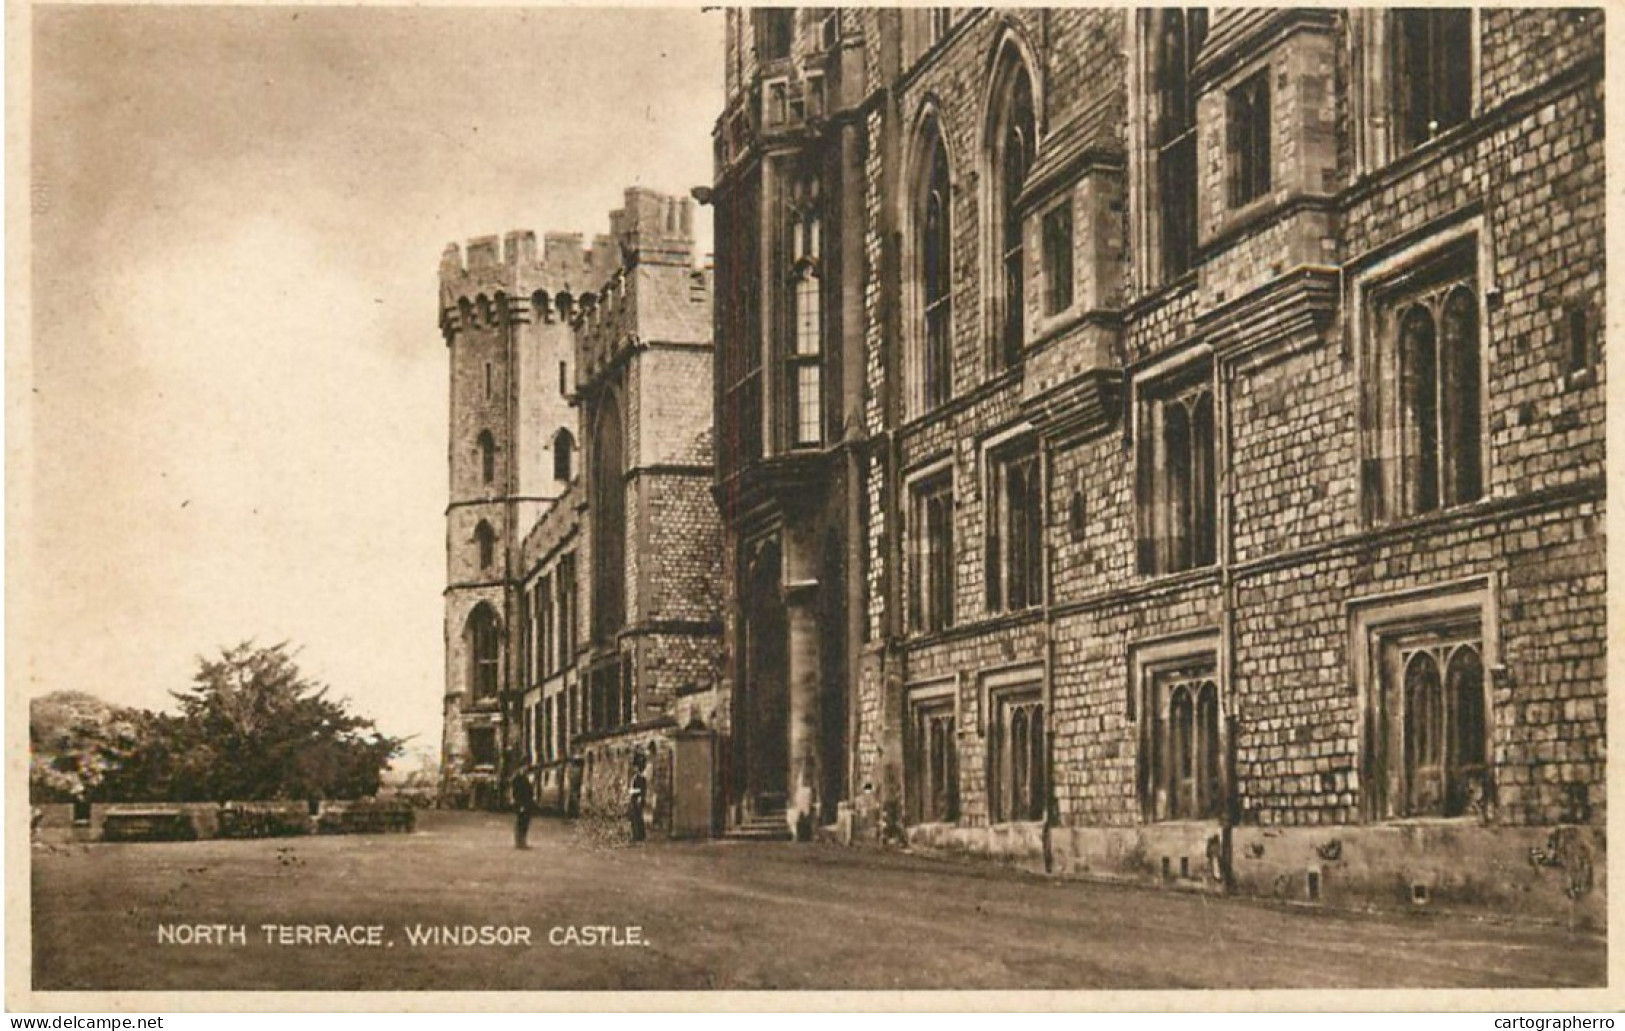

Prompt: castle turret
xmin=438 ymin=223 xmax=619 ymax=795
xmin=438 ymin=189 xmax=711 ymax=801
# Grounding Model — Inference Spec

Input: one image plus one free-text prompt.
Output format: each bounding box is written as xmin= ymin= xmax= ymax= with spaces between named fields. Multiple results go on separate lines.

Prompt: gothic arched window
xmin=990 ymin=54 xmax=1037 ymax=369
xmin=467 ymin=603 xmax=500 ymax=701
xmin=922 ymin=128 xmax=953 ymax=412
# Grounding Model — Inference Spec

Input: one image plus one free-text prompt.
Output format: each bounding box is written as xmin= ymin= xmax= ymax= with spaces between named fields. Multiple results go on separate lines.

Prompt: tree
xmin=168 ymin=642 xmax=404 ymax=802
xmin=29 ymin=691 xmax=125 ymax=802
xmin=98 ymin=709 xmax=193 ymax=803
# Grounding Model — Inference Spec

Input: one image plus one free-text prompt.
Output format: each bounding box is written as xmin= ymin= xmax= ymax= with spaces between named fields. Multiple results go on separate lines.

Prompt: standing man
xmin=511 ymin=766 xmax=535 ymax=850
xmin=628 ymin=751 xmax=648 ymax=843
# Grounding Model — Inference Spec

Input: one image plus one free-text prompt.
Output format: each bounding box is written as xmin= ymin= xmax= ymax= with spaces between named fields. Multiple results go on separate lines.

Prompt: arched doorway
xmin=740 ymin=537 xmax=789 ymax=811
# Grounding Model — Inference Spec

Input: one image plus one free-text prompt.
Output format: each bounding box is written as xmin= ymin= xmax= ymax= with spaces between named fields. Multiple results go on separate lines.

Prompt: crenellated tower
xmin=438 ymin=187 xmax=718 ymax=808
xmin=437 ymin=225 xmax=620 ymax=801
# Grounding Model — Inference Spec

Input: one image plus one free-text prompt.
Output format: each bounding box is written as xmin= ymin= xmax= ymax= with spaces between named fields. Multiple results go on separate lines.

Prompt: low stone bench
xmin=101 ymin=808 xmax=197 ymax=843
xmin=315 ymin=804 xmax=415 ymax=835
xmin=216 ymin=803 xmax=309 ymax=839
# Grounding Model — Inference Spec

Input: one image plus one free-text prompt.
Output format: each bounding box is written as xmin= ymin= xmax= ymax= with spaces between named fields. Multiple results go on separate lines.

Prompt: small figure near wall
xmin=512 ymin=766 xmax=535 ymax=850
xmin=628 ymin=750 xmax=648 ymax=843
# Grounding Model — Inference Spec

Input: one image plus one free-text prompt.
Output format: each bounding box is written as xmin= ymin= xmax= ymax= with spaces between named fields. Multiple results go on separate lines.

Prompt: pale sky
xmin=25 ymin=5 xmax=724 ymax=764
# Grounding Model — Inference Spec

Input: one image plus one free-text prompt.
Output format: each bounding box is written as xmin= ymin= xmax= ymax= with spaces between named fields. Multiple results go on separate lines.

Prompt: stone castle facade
xmin=709 ymin=8 xmax=1605 ymax=921
xmin=439 ymin=8 xmax=1605 ymax=923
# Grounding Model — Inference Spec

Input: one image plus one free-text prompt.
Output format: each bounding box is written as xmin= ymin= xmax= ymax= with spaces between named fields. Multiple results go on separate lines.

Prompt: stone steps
xmin=724 ymin=809 xmax=792 ymax=842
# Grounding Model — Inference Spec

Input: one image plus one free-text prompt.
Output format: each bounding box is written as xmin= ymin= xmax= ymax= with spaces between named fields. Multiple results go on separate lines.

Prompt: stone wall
xmin=825 ymin=8 xmax=1605 ymax=923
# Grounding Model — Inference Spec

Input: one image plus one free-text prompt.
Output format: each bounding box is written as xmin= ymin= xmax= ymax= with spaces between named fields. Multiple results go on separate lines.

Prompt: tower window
xmin=478 ymin=430 xmax=496 ymax=485
xmin=1567 ymin=304 xmax=1596 ymax=376
xmin=475 ymin=520 xmax=496 ymax=571
xmin=553 ymin=429 xmax=575 ymax=482
xmin=766 ymin=79 xmax=789 ymax=127
xmin=591 ymin=393 xmax=627 ymax=643
xmin=908 ymin=689 xmax=959 ymax=825
xmin=467 ymin=604 xmax=500 ymax=702
xmin=466 ymin=726 xmax=497 ymax=767
xmin=536 ymin=575 xmax=554 ymax=680
xmin=557 ymin=552 xmax=578 ymax=670
xmin=989 ymin=686 xmax=1045 ymax=823
xmin=1354 ymin=586 xmax=1492 ymax=823
xmin=1145 ymin=663 xmax=1222 ymax=821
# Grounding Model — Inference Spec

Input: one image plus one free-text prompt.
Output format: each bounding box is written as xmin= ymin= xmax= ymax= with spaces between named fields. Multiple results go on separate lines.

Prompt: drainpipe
xmin=875 ymin=13 xmax=907 ymax=833
xmin=1217 ymin=355 xmax=1238 ymax=895
xmin=1041 ymin=435 xmax=1057 ymax=876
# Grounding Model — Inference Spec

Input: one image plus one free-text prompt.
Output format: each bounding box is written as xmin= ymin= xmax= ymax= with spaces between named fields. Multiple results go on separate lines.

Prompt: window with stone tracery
xmin=989 ymin=686 xmax=1045 ymax=823
xmin=1143 ymin=660 xmax=1222 ymax=821
xmin=1360 ymin=238 xmax=1483 ymax=524
xmin=908 ymin=472 xmax=954 ymax=633
xmin=908 ymin=690 xmax=959 ymax=824
xmin=1136 ymin=364 xmax=1217 ymax=576
xmin=985 ymin=439 xmax=1043 ymax=613
xmin=788 ymin=202 xmax=823 ymax=448
xmin=1369 ymin=620 xmax=1488 ymax=820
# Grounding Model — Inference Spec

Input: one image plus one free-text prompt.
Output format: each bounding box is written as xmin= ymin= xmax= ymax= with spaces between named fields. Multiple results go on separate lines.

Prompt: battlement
xmin=573 ymin=259 xmax=712 ymax=390
xmin=439 ymin=186 xmax=700 ymax=340
xmin=439 ymin=229 xmax=618 ymax=305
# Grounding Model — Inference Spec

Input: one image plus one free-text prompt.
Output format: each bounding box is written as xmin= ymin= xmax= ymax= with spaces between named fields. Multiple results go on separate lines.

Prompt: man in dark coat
xmin=511 ymin=767 xmax=535 ymax=850
xmin=628 ymin=751 xmax=648 ymax=843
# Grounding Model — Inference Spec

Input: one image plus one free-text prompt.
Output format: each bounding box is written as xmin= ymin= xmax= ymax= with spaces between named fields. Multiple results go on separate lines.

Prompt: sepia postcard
xmin=7 ymin=1 xmax=1621 ymax=1013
